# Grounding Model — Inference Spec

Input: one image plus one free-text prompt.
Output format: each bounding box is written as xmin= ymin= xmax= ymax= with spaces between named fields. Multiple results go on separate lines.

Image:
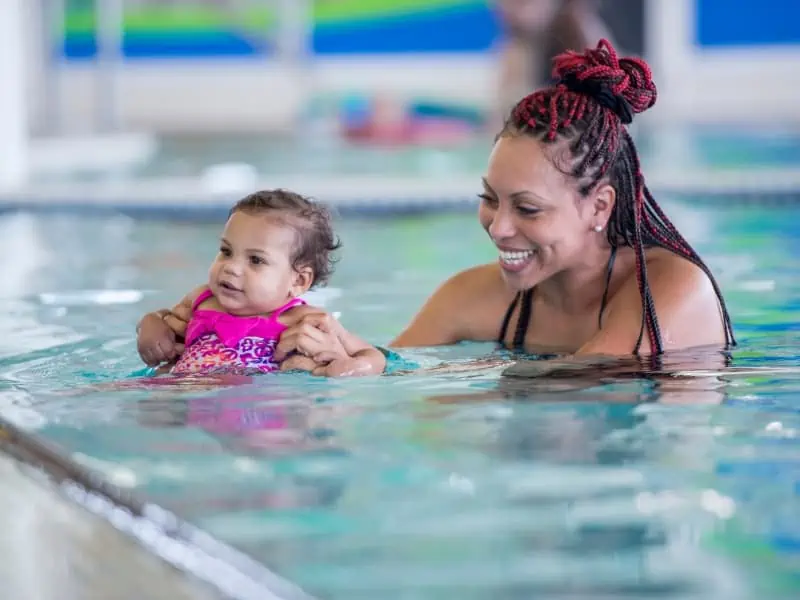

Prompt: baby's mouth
xmin=219 ymin=281 xmax=242 ymax=293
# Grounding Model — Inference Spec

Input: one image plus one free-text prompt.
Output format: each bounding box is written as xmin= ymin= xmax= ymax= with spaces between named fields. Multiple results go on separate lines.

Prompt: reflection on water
xmin=0 ymin=208 xmax=799 ymax=599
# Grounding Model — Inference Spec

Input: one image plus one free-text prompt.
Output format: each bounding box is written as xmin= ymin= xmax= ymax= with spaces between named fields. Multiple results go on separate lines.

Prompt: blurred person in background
xmin=491 ymin=0 xmax=615 ymax=125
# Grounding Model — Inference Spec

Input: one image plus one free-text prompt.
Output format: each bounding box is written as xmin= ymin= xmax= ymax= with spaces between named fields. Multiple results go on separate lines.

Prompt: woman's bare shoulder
xmin=439 ymin=262 xmax=514 ymax=304
xmin=645 ymin=247 xmax=714 ymax=286
xmin=587 ymin=246 xmax=727 ymax=354
xmin=618 ymin=246 xmax=712 ymax=288
xmin=392 ymin=263 xmax=516 ymax=347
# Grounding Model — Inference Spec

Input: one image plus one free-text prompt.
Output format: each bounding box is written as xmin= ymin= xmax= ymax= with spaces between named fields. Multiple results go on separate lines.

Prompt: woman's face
xmin=478 ymin=134 xmax=608 ymax=291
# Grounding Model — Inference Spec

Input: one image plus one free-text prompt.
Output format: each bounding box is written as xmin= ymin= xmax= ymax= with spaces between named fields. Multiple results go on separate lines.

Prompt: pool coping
xmin=0 ymin=416 xmax=315 ymax=600
xmin=0 ymin=168 xmax=799 ymax=219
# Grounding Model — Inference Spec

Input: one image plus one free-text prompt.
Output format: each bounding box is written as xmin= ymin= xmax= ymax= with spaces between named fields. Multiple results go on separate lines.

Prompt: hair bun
xmin=552 ymin=39 xmax=657 ymax=123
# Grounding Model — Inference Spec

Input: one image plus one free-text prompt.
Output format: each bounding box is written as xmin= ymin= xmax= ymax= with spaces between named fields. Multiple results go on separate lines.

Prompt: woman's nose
xmin=488 ymin=207 xmax=517 ymax=241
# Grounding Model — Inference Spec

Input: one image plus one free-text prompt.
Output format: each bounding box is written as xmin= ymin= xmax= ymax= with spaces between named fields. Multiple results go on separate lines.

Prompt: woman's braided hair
xmin=500 ymin=39 xmax=734 ymax=353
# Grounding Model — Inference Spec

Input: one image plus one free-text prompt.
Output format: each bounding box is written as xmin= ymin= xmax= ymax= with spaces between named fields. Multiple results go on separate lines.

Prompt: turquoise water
xmin=2 ymin=197 xmax=800 ymax=598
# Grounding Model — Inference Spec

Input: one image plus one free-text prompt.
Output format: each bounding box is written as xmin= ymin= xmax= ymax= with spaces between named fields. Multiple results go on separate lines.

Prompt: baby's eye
xmin=249 ymin=255 xmax=266 ymax=266
xmin=219 ymin=246 xmax=232 ymax=257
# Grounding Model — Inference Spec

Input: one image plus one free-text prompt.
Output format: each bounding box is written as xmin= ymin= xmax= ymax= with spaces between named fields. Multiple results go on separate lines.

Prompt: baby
xmin=138 ymin=189 xmax=384 ymax=377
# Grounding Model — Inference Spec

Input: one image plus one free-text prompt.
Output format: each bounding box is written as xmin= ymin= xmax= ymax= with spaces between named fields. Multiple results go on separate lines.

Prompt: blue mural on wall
xmin=61 ymin=2 xmax=499 ymax=60
xmin=696 ymin=0 xmax=800 ymax=48
xmin=312 ymin=5 xmax=498 ymax=55
xmin=61 ymin=1 xmax=799 ymax=60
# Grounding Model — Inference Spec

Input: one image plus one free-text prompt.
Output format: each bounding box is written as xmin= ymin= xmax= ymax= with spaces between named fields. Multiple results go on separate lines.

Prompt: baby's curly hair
xmin=230 ymin=189 xmax=341 ymax=288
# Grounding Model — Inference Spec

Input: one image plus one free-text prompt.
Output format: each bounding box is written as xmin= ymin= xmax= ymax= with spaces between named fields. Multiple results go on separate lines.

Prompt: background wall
xmin=25 ymin=0 xmax=800 ymax=135
xmin=648 ymin=0 xmax=800 ymax=124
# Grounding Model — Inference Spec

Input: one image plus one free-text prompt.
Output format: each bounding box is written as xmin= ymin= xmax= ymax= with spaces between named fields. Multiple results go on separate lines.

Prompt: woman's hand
xmin=136 ymin=311 xmax=182 ymax=367
xmin=276 ymin=311 xmax=349 ymax=368
xmin=136 ymin=287 xmax=199 ymax=367
xmin=136 ymin=303 xmax=192 ymax=367
xmin=276 ymin=310 xmax=386 ymax=377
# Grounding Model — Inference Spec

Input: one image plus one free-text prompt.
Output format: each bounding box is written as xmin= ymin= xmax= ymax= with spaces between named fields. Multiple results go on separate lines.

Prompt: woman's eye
xmin=517 ymin=205 xmax=540 ymax=216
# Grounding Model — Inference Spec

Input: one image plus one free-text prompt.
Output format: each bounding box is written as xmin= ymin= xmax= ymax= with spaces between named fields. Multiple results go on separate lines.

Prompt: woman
xmin=136 ymin=40 xmax=734 ymax=377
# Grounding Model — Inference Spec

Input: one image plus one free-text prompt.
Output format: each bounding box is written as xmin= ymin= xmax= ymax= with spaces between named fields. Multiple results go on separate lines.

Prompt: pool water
xmin=2 ymin=196 xmax=800 ymax=599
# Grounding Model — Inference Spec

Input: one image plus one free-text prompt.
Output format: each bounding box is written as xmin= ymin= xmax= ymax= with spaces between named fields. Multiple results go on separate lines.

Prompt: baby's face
xmin=208 ymin=211 xmax=308 ymax=316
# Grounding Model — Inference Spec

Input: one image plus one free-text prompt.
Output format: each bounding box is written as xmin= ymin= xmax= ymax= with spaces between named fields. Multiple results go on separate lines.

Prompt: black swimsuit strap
xmin=498 ymin=246 xmax=619 ymax=350
xmin=497 ymin=288 xmax=533 ymax=350
xmin=497 ymin=292 xmax=519 ymax=345
xmin=513 ymin=289 xmax=534 ymax=349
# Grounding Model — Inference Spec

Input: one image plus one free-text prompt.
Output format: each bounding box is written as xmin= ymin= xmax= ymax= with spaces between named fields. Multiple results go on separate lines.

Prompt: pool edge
xmin=0 ymin=169 xmax=798 ymax=220
xmin=0 ymin=417 xmax=315 ymax=600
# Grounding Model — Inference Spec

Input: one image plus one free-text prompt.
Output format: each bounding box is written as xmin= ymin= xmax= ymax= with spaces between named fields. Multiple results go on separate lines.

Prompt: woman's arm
xmin=275 ymin=265 xmax=513 ymax=374
xmin=392 ymin=264 xmax=511 ymax=347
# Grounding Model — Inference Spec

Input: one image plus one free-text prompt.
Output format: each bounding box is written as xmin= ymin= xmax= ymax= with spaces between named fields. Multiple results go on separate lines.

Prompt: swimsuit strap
xmin=269 ymin=296 xmax=306 ymax=322
xmin=191 ymin=288 xmax=214 ymax=311
xmin=497 ymin=293 xmax=520 ymax=344
xmin=192 ymin=289 xmax=304 ymax=319
xmin=512 ymin=288 xmax=534 ymax=349
xmin=183 ymin=294 xmax=307 ymax=349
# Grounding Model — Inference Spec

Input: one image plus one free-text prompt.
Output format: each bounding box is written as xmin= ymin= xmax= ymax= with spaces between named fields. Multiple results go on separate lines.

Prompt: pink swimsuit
xmin=172 ymin=289 xmax=305 ymax=375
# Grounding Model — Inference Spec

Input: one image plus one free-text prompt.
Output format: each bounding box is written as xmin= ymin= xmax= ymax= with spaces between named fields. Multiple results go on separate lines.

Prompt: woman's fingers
xmin=136 ymin=309 xmax=189 ymax=369
xmin=276 ymin=324 xmax=328 ymax=360
xmin=300 ymin=313 xmax=337 ymax=333
xmin=171 ymin=302 xmax=193 ymax=322
xmin=164 ymin=313 xmax=188 ymax=336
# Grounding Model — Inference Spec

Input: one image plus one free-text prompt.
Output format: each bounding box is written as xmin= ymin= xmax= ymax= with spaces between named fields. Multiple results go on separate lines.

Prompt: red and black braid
xmin=501 ymin=39 xmax=735 ymax=354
